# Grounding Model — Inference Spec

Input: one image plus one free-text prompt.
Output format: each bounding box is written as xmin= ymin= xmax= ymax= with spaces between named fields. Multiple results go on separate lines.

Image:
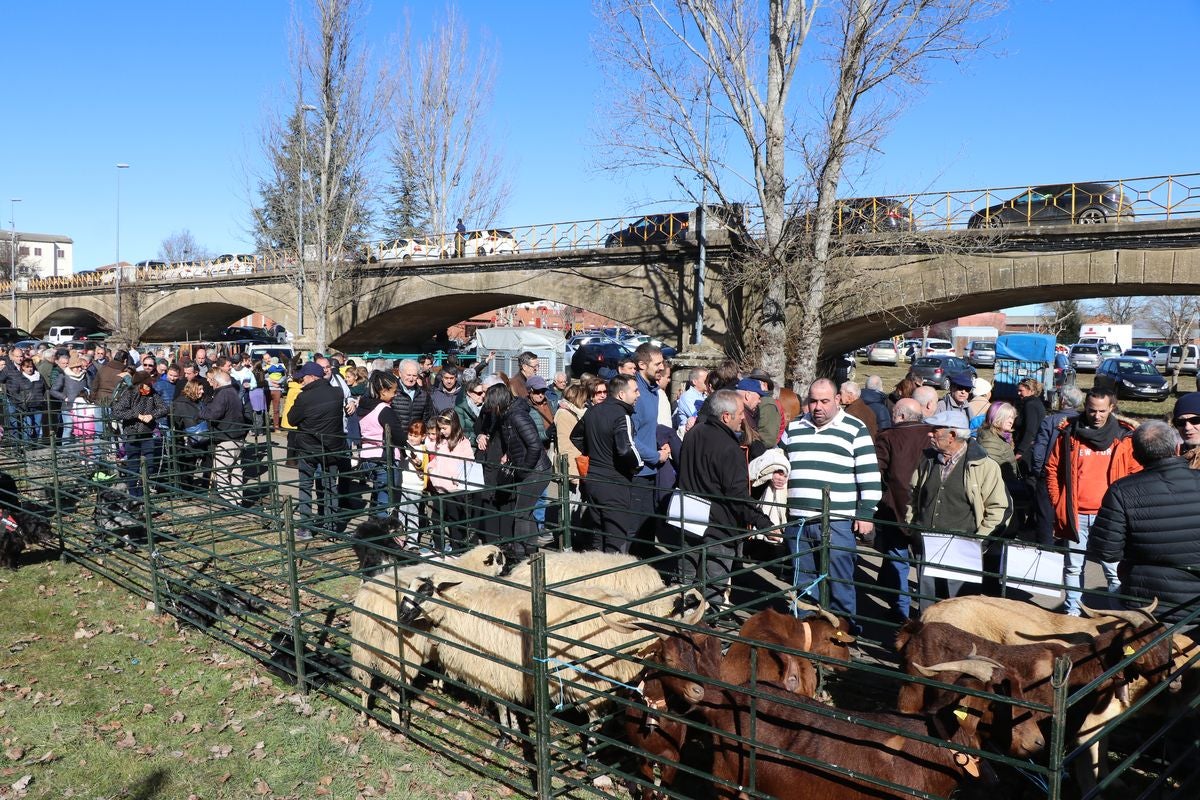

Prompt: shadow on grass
xmin=124 ymin=768 xmax=169 ymax=799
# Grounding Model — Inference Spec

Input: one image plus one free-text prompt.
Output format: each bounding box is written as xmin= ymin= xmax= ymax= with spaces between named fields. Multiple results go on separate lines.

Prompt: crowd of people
xmin=2 ymin=338 xmax=1196 ymax=631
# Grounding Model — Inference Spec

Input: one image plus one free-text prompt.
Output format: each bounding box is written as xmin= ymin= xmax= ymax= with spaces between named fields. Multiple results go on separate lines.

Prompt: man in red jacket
xmin=1044 ymin=387 xmax=1140 ymax=615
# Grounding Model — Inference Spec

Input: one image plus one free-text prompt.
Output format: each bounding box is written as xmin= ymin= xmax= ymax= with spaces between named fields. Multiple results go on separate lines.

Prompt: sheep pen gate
xmin=0 ymin=431 xmax=1197 ymax=800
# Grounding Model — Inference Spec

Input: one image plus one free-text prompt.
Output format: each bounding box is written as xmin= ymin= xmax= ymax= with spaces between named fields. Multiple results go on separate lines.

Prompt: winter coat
xmin=429 ymin=384 xmax=462 ymax=417
xmin=498 ymin=397 xmax=551 ymax=475
xmin=860 ymin=388 xmax=893 ymax=433
xmin=391 ymin=384 xmax=432 ymax=431
xmin=456 ymin=394 xmax=482 ymax=449
xmin=976 ymin=427 xmax=1018 ymax=477
xmin=356 ymin=396 xmax=401 ymax=461
xmin=873 ymin=421 xmax=935 ymax=529
xmin=1089 ymin=457 xmax=1200 ymax=623
xmin=171 ymin=395 xmax=208 ymax=454
xmin=49 ymin=371 xmax=91 ymax=406
xmin=111 ymin=386 xmax=170 ymax=438
xmin=677 ymin=415 xmax=772 ymax=540
xmin=843 ymin=397 xmax=879 ymax=440
xmin=554 ymin=400 xmax=586 ymax=480
xmin=906 ymin=440 xmax=1011 ymax=538
xmin=10 ymin=373 xmax=48 ymax=411
xmin=571 ymin=395 xmax=641 ymax=481
xmin=1014 ymin=395 xmax=1048 ymax=464
xmin=287 ymin=378 xmax=346 ymax=457
xmin=200 ymin=383 xmax=249 ymax=442
xmin=1045 ymin=418 xmax=1140 ymax=541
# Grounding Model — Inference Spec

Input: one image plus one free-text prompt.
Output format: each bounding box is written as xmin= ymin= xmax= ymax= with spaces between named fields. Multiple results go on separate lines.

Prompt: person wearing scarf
xmin=13 ymin=358 xmax=48 ymax=441
xmin=1044 ymin=387 xmax=1140 ymax=616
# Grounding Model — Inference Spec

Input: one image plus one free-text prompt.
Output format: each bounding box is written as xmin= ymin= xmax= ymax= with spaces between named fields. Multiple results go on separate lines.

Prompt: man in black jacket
xmin=392 ymin=358 xmax=432 ymax=430
xmin=571 ymin=374 xmax=643 ymax=553
xmin=288 ymin=362 xmax=347 ymax=540
xmin=1089 ymin=420 xmax=1200 ymax=626
xmin=200 ymin=370 xmax=249 ymax=505
xmin=675 ymin=389 xmax=773 ymax=610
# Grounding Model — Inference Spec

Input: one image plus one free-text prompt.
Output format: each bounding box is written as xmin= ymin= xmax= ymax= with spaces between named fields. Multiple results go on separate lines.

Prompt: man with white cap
xmin=906 ymin=408 xmax=1010 ymax=610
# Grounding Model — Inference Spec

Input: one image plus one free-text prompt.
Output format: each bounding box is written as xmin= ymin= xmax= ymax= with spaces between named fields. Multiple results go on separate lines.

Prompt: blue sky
xmin=4 ymin=0 xmax=1199 ymax=290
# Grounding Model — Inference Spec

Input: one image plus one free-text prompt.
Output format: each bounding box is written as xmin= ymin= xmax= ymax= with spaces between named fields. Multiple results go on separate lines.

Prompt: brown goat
xmin=653 ymin=627 xmax=1005 ymax=800
xmin=618 ymin=640 xmax=699 ymax=800
xmin=896 ymin=617 xmax=1176 ymax=764
xmin=722 ymin=608 xmax=854 ymax=697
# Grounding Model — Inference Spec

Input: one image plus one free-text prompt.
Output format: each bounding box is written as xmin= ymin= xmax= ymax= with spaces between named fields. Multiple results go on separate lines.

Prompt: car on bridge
xmin=371 ymin=237 xmax=448 ymax=262
xmin=604 ymin=213 xmax=690 ymax=247
xmin=210 ymin=254 xmax=258 ymax=274
xmin=966 ymin=183 xmax=1134 ymax=228
xmin=461 ymin=229 xmax=519 ymax=257
xmin=1094 ymin=357 xmax=1169 ymax=401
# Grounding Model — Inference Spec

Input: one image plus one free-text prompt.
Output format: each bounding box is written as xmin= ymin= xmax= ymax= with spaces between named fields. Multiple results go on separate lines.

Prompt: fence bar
xmin=141 ymin=459 xmax=163 ymax=610
xmin=819 ymin=486 xmax=832 ymax=610
xmin=1048 ymin=655 xmax=1072 ymax=800
xmin=529 ymin=552 xmax=553 ymax=799
xmin=281 ymin=496 xmax=308 ymax=693
xmin=557 ymin=454 xmax=571 ymax=551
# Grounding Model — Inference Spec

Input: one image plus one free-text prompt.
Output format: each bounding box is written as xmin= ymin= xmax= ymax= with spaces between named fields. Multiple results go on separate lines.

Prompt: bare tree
xmin=1091 ymin=295 xmax=1145 ymax=325
xmin=0 ymin=236 xmax=27 ymax=281
xmin=158 ymin=229 xmax=211 ymax=264
xmin=385 ymin=5 xmax=509 ymax=245
xmin=596 ymin=0 xmax=1000 ymax=384
xmin=1034 ymin=299 xmax=1083 ymax=344
xmin=253 ymin=0 xmax=390 ymax=352
xmin=1146 ymin=295 xmax=1200 ymax=391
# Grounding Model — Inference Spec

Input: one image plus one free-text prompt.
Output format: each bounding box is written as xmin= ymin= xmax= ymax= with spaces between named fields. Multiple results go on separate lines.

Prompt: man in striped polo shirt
xmin=781 ymin=378 xmax=882 ymax=623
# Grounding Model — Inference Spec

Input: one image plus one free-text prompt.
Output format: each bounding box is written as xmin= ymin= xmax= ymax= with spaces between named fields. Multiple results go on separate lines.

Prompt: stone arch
xmin=137 ymin=284 xmax=296 ymax=343
xmin=26 ymin=295 xmax=114 ymax=336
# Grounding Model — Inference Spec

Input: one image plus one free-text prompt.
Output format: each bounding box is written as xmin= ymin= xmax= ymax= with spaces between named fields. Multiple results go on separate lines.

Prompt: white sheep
xmin=398 ymin=573 xmax=705 ymax=722
xmin=506 ymin=550 xmax=665 ymax=599
xmin=349 ymin=544 xmax=506 ymax=723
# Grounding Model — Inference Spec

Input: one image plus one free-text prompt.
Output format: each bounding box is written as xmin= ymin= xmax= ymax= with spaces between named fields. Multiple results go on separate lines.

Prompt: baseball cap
xmin=736 ymin=378 xmax=769 ymax=396
xmin=948 ymin=371 xmax=975 ymax=389
xmin=924 ymin=409 xmax=969 ymax=428
xmin=296 ymin=362 xmax=325 ymax=379
xmin=972 ymin=377 xmax=992 ymax=397
xmin=526 ymin=375 xmax=548 ymax=391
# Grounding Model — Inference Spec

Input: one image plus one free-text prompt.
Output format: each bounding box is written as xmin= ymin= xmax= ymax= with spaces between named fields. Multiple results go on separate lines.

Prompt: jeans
xmin=874 ymin=523 xmax=912 ymax=620
xmin=1062 ymin=512 xmax=1122 ymax=615
xmin=789 ymin=518 xmax=858 ymax=621
xmin=298 ymin=456 xmax=339 ymax=535
xmin=122 ymin=436 xmax=156 ymax=498
xmin=360 ymin=459 xmax=394 ymax=517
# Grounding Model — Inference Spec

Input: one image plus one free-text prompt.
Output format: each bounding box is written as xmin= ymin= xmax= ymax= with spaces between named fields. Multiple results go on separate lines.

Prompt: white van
xmin=46 ymin=326 xmax=78 ymax=344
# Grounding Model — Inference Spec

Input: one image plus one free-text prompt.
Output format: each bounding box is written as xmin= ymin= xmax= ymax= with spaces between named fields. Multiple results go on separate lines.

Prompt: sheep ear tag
xmin=1122 ymin=645 xmax=1136 ymax=657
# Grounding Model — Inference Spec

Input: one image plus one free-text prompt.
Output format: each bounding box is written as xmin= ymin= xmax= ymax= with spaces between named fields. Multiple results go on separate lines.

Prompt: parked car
xmin=217 ymin=326 xmax=279 ymax=344
xmin=620 ymin=334 xmax=678 ymax=360
xmin=570 ymin=341 xmax=633 ymax=379
xmin=210 ymin=253 xmax=258 ymax=274
xmin=462 ymin=229 xmax=519 ymax=257
xmin=966 ymin=183 xmax=1134 ymax=228
xmin=1122 ymin=347 xmax=1154 ymax=364
xmin=1094 ymin=357 xmax=1170 ymax=401
xmin=966 ymin=340 xmax=996 ymax=368
xmin=1068 ymin=344 xmax=1102 ymax=372
xmin=1097 ymin=342 xmax=1123 ymax=359
xmin=372 ymin=238 xmax=449 ymax=262
xmin=0 ymin=327 xmax=35 ymax=344
xmin=1053 ymin=353 xmax=1077 ymax=392
xmin=605 ymin=213 xmax=690 ymax=247
xmin=13 ymin=338 xmax=49 ymax=352
xmin=904 ymin=338 xmax=954 ymax=362
xmin=833 ymin=197 xmax=916 ymax=234
xmin=1152 ymin=344 xmax=1199 ymax=375
xmin=865 ymin=340 xmax=899 ymax=366
xmin=909 ymin=355 xmax=975 ymax=389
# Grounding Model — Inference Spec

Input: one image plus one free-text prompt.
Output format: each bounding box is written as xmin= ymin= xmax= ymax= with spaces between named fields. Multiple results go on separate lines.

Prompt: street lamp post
xmin=8 ymin=198 xmax=20 ymax=327
xmin=115 ymin=163 xmax=130 ymax=335
xmin=297 ymin=103 xmax=316 ymax=338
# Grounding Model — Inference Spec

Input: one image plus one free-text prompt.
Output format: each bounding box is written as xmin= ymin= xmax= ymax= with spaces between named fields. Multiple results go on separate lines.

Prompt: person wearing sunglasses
xmin=1171 ymin=392 xmax=1200 ymax=459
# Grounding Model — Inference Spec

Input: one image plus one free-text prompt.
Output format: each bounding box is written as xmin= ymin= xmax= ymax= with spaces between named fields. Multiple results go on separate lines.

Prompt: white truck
xmin=1078 ymin=323 xmax=1133 ymax=353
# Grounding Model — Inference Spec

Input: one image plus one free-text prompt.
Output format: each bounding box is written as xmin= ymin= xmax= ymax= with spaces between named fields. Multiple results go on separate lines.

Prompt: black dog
xmin=350 ymin=517 xmax=404 ymax=576
xmin=263 ymin=608 xmax=347 ymax=689
xmin=0 ymin=472 xmax=57 ymax=570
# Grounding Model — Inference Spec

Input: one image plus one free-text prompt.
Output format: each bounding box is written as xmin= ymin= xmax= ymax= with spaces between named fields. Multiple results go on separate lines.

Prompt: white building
xmin=9 ymin=231 xmax=74 ymax=277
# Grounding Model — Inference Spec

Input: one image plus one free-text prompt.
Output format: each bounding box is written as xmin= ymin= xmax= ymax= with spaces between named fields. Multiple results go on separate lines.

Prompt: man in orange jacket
xmin=1045 ymin=387 xmax=1140 ymax=615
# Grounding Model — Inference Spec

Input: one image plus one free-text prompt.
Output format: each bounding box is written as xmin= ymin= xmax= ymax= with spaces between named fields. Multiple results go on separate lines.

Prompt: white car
xmin=461 ymin=229 xmax=519 ymax=257
xmin=1121 ymin=347 xmax=1154 ymax=364
xmin=210 ymin=253 xmax=258 ymax=274
xmin=374 ymin=238 xmax=449 ymax=262
xmin=865 ymin=340 xmax=899 ymax=365
xmin=904 ymin=338 xmax=954 ymax=361
xmin=1152 ymin=344 xmax=1199 ymax=375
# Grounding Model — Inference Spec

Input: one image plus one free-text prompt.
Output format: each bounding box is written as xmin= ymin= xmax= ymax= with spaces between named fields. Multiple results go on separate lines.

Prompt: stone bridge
xmin=10 ymin=219 xmax=1200 ymax=357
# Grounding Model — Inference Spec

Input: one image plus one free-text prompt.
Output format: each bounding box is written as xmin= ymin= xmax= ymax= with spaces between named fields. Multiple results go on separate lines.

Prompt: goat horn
xmin=913 ymin=658 xmax=998 ymax=684
xmin=1096 ymin=602 xmax=1160 ymax=627
xmin=790 ymin=594 xmax=841 ymax=629
xmin=600 ymin=611 xmax=677 ymax=638
xmin=966 ymin=654 xmax=1005 ymax=669
xmin=676 ymin=588 xmax=708 ymax=625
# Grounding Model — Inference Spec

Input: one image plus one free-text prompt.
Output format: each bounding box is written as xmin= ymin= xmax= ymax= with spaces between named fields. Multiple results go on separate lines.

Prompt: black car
xmin=0 ymin=327 xmax=34 ymax=344
xmin=216 ymin=326 xmax=278 ymax=344
xmin=1094 ymin=357 xmax=1169 ymax=401
xmin=570 ymin=341 xmax=633 ymax=379
xmin=910 ymin=355 xmax=975 ymax=389
xmin=605 ymin=213 xmax=690 ymax=247
xmin=1053 ymin=353 xmax=1077 ymax=392
xmin=967 ymin=182 xmax=1134 ymax=228
xmin=833 ymin=197 xmax=916 ymax=234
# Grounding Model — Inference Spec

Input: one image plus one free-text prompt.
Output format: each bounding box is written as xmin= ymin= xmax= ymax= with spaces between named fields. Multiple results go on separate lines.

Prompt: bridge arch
xmin=26 ymin=296 xmax=114 ymax=336
xmin=138 ymin=285 xmax=295 ymax=342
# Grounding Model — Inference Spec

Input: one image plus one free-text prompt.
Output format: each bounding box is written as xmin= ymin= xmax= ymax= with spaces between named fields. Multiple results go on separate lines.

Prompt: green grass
xmin=0 ymin=560 xmax=504 ymax=800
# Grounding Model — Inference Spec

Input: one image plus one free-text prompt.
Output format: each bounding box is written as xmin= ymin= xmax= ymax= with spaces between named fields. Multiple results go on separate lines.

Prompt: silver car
xmin=866 ymin=340 xmax=899 ymax=365
xmin=1068 ymin=344 xmax=1102 ymax=372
